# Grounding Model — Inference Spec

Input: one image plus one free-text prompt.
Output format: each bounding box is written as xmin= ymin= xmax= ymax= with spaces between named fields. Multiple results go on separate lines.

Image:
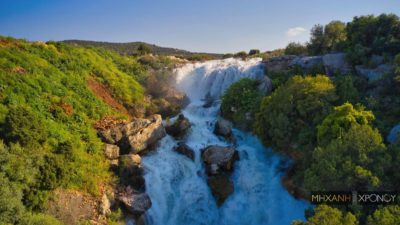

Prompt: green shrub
xmin=316 ymin=103 xmax=374 ymax=146
xmin=293 ymin=205 xmax=357 ymax=225
xmin=221 ymin=78 xmax=263 ymax=129
xmin=367 ymin=206 xmax=400 ymax=225
xmin=255 ymin=75 xmax=337 ymax=155
xmin=285 ymin=42 xmax=307 ymax=55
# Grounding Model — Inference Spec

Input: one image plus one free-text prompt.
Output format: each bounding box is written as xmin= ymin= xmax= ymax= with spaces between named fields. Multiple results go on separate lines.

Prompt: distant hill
xmin=62 ymin=40 xmax=222 ymax=58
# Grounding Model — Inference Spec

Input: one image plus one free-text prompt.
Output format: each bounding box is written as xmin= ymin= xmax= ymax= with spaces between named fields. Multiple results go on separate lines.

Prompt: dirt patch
xmin=87 ymin=77 xmax=129 ymax=116
xmin=94 ymin=116 xmax=127 ymax=131
xmin=46 ymin=189 xmax=106 ymax=225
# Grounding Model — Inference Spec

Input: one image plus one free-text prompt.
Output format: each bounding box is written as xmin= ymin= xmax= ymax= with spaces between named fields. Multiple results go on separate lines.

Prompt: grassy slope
xmin=0 ymin=36 xmax=156 ymax=224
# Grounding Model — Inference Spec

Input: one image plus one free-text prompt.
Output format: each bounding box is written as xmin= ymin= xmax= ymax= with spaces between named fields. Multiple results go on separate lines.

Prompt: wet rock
xmin=202 ymin=92 xmax=215 ymax=108
xmin=208 ymin=174 xmax=234 ymax=206
xmin=202 ymin=145 xmax=238 ymax=175
xmin=214 ymin=118 xmax=233 ymax=140
xmin=174 ymin=142 xmax=195 ymax=161
xmin=104 ymin=144 xmax=120 ymax=160
xmin=202 ymin=145 xmax=239 ymax=206
xmin=166 ymin=114 xmax=191 ymax=139
xmin=118 ymin=188 xmax=152 ymax=216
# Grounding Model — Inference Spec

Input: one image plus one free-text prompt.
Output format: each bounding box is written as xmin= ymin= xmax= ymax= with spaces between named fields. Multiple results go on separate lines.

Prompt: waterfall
xmin=142 ymin=58 xmax=309 ymax=225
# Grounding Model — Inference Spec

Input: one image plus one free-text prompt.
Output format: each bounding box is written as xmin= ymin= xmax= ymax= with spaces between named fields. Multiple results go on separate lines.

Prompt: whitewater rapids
xmin=141 ymin=58 xmax=309 ymax=225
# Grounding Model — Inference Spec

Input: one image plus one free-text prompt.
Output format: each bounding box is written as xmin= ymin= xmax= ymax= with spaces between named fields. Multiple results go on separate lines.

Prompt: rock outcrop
xmin=263 ymin=55 xmax=297 ymax=73
xmin=202 ymin=145 xmax=239 ymax=206
xmin=355 ymin=64 xmax=394 ymax=81
xmin=214 ymin=118 xmax=233 ymax=140
xmin=290 ymin=56 xmax=323 ymax=73
xmin=98 ymin=114 xmax=166 ymax=154
xmin=174 ymin=142 xmax=195 ymax=161
xmin=322 ymin=53 xmax=352 ymax=76
xmin=166 ymin=114 xmax=191 ymax=139
xmin=263 ymin=52 xmax=352 ymax=76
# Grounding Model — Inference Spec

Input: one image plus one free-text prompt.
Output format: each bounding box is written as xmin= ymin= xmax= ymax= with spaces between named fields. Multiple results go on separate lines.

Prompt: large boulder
xmin=125 ymin=115 xmax=166 ymax=154
xmin=166 ymin=114 xmax=191 ymax=139
xmin=322 ymin=53 xmax=352 ymax=76
xmin=98 ymin=114 xmax=166 ymax=154
xmin=202 ymin=145 xmax=238 ymax=206
xmin=202 ymin=145 xmax=238 ymax=175
xmin=356 ymin=64 xmax=394 ymax=81
xmin=174 ymin=142 xmax=195 ymax=161
xmin=104 ymin=144 xmax=120 ymax=160
xmin=118 ymin=188 xmax=152 ymax=216
xmin=214 ymin=118 xmax=233 ymax=140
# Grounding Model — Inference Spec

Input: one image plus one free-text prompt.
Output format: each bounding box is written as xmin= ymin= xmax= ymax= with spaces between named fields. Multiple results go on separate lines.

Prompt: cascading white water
xmin=142 ymin=58 xmax=310 ymax=225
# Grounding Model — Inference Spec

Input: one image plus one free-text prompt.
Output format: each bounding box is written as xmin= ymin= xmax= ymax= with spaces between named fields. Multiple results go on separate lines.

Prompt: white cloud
xmin=286 ymin=27 xmax=306 ymax=37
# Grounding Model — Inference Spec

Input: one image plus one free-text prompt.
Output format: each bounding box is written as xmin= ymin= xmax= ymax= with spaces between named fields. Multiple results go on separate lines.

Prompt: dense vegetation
xmin=221 ymin=13 xmax=400 ymax=225
xmin=0 ymin=36 xmax=184 ymax=224
xmin=284 ymin=14 xmax=400 ymax=67
xmin=220 ymin=78 xmax=262 ymax=129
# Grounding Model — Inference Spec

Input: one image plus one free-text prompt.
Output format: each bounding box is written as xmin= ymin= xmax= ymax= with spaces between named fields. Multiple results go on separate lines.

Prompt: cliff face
xmin=263 ymin=53 xmax=352 ymax=76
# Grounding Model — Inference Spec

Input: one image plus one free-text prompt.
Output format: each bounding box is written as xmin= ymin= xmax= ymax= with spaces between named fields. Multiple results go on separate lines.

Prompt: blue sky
xmin=1 ymin=0 xmax=399 ymax=53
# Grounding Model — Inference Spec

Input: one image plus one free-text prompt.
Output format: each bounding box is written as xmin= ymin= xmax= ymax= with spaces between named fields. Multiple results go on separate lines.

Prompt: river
xmin=141 ymin=58 xmax=309 ymax=225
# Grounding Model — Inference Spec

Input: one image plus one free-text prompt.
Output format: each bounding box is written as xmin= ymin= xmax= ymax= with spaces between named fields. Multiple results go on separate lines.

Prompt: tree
xmin=324 ymin=21 xmax=347 ymax=52
xmin=346 ymin=14 xmax=400 ymax=65
xmin=248 ymin=49 xmax=260 ymax=56
xmin=317 ymin=103 xmax=374 ymax=146
xmin=221 ymin=78 xmax=263 ymax=129
xmin=285 ymin=42 xmax=308 ymax=55
xmin=367 ymin=206 xmax=400 ymax=225
xmin=234 ymin=51 xmax=248 ymax=59
xmin=0 ymin=172 xmax=25 ymax=224
xmin=292 ymin=205 xmax=357 ymax=225
xmin=3 ymin=105 xmax=47 ymax=147
xmin=305 ymin=124 xmax=387 ymax=191
xmin=308 ymin=24 xmax=325 ymax=55
xmin=335 ymin=75 xmax=360 ymax=104
xmin=254 ymin=75 xmax=337 ymax=155
xmin=137 ymin=43 xmax=152 ymax=55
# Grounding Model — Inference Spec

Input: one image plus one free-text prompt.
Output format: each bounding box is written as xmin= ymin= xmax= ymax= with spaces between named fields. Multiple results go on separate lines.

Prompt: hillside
xmin=0 ymin=36 xmax=188 ymax=225
xmin=62 ymin=39 xmax=223 ymax=59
